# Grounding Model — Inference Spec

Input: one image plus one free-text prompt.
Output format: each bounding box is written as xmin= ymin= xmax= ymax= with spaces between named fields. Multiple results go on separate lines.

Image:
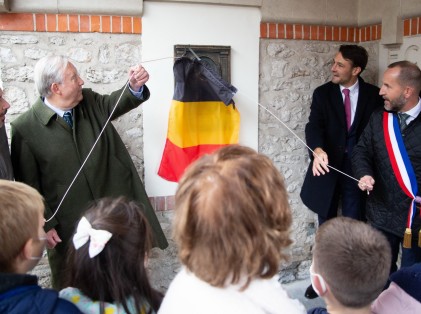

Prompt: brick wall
xmin=261 ymin=16 xmax=421 ymax=42
xmin=0 ymin=13 xmax=141 ymax=34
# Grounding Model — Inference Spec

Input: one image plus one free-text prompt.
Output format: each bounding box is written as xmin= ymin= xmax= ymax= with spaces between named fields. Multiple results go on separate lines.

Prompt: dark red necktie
xmin=342 ymin=88 xmax=351 ymax=130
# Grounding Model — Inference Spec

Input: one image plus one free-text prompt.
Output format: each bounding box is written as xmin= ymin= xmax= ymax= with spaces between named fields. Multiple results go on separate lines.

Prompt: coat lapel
xmin=331 ymin=84 xmax=347 ymax=130
xmin=352 ymin=77 xmax=369 ymax=131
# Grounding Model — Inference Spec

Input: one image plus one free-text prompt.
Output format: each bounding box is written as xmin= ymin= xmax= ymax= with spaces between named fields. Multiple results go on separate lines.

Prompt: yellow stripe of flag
xmin=167 ymin=100 xmax=240 ymax=148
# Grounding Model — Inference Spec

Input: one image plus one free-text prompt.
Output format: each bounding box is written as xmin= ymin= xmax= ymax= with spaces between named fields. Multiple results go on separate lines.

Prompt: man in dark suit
xmin=300 ymin=45 xmax=383 ymax=298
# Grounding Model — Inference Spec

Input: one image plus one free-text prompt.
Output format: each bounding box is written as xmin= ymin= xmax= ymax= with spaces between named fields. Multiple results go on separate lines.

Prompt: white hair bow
xmin=73 ymin=216 xmax=112 ymax=258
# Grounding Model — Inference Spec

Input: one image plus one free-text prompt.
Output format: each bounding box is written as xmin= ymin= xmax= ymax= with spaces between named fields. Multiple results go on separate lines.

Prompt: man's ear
xmin=352 ymin=66 xmax=362 ymax=77
xmin=403 ymin=86 xmax=415 ymax=99
xmin=50 ymin=83 xmax=61 ymax=96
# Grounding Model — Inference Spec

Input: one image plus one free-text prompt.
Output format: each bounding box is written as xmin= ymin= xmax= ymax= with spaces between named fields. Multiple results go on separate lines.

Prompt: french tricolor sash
xmin=383 ymin=111 xmax=421 ymax=248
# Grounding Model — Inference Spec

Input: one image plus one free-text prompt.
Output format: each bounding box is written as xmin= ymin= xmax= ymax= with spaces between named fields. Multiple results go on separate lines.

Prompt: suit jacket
xmin=300 ymin=77 xmax=383 ymax=217
xmin=0 ymin=125 xmax=13 ymax=180
xmin=11 ymin=85 xmax=168 ymax=250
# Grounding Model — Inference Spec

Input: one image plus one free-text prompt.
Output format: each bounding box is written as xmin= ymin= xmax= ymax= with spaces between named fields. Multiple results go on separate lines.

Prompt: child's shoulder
xmin=59 ymin=287 xmax=151 ymax=314
xmin=60 ymin=287 xmax=105 ymax=314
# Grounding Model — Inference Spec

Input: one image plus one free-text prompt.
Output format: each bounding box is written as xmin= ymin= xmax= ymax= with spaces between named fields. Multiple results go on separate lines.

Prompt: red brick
xmin=35 ymin=14 xmax=46 ymax=32
xmin=79 ymin=15 xmax=89 ymax=32
xmin=303 ymin=25 xmax=310 ymax=40
xmin=318 ymin=26 xmax=326 ymax=40
xmin=340 ymin=27 xmax=347 ymax=42
xmin=260 ymin=22 xmax=268 ymax=38
xmin=411 ymin=17 xmax=418 ymax=36
xmin=348 ymin=27 xmax=355 ymax=42
xmin=112 ymin=16 xmax=121 ymax=33
xmin=310 ymin=25 xmax=318 ymax=40
xmin=325 ymin=26 xmax=332 ymax=41
xmin=155 ymin=196 xmax=166 ymax=211
xmin=418 ymin=17 xmax=421 ymax=35
xmin=360 ymin=27 xmax=365 ymax=42
xmin=91 ymin=15 xmax=100 ymax=32
xmin=102 ymin=16 xmax=111 ymax=33
xmin=294 ymin=24 xmax=303 ymax=39
xmin=69 ymin=15 xmax=78 ymax=32
xmin=166 ymin=195 xmax=175 ymax=211
xmin=403 ymin=19 xmax=410 ymax=36
xmin=355 ymin=27 xmax=360 ymax=42
xmin=46 ymin=14 xmax=57 ymax=32
xmin=285 ymin=23 xmax=293 ymax=39
xmin=377 ymin=24 xmax=382 ymax=40
xmin=122 ymin=16 xmax=132 ymax=33
xmin=0 ymin=13 xmax=34 ymax=31
xmin=268 ymin=23 xmax=276 ymax=38
xmin=278 ymin=23 xmax=285 ymax=39
xmin=57 ymin=14 xmax=67 ymax=32
xmin=133 ymin=17 xmax=142 ymax=34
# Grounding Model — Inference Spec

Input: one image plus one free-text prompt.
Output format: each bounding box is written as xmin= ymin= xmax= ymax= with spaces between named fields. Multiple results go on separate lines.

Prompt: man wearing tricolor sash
xmin=353 ymin=61 xmax=421 ymax=274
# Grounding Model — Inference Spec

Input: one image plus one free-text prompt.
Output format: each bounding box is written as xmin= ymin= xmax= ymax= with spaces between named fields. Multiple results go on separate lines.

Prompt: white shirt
xmin=43 ymin=97 xmax=70 ymax=118
xmin=159 ymin=267 xmax=306 ymax=314
xmin=401 ymin=98 xmax=421 ymax=125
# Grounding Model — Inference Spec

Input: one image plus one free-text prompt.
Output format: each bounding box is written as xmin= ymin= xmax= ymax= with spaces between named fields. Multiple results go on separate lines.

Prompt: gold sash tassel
xmin=403 ymin=228 xmax=412 ymax=248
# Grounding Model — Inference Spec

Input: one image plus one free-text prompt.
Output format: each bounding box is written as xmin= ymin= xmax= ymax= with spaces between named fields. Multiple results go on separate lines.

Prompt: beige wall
xmin=261 ymin=0 xmax=358 ymax=25
xmin=358 ymin=0 xmax=421 ymax=25
xmin=262 ymin=0 xmax=421 ymax=26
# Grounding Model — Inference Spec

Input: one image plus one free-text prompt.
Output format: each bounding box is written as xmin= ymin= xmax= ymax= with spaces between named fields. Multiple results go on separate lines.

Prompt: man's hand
xmin=129 ymin=65 xmax=149 ymax=91
xmin=46 ymin=228 xmax=62 ymax=249
xmin=358 ymin=175 xmax=375 ymax=192
xmin=312 ymin=147 xmax=330 ymax=176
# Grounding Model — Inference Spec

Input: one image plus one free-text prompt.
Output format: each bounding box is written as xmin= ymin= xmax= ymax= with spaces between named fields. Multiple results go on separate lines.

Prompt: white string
xmin=46 ymin=55 xmax=185 ymax=222
xmin=46 ymin=80 xmax=132 ymax=222
xmin=46 ymin=54 xmax=370 ymax=222
xmin=236 ymin=90 xmax=370 ymax=193
xmin=188 ymin=55 xmax=370 ymax=192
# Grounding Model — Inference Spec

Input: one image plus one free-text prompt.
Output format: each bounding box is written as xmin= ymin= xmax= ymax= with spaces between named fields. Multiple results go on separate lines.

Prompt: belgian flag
xmin=158 ymin=57 xmax=240 ymax=182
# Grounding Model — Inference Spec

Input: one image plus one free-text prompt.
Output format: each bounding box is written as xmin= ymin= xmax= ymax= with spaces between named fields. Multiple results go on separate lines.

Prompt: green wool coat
xmin=11 ymin=85 xmax=168 ymax=286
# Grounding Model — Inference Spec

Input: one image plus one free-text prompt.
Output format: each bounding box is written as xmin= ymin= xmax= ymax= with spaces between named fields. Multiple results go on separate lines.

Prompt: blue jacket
xmin=0 ymin=273 xmax=81 ymax=313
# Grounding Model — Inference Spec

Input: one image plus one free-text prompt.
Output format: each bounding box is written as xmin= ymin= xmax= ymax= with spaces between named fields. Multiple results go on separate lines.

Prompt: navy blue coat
xmin=0 ymin=273 xmax=81 ymax=314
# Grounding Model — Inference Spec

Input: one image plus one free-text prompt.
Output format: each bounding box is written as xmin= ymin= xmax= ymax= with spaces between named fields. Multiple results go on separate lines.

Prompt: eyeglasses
xmin=309 ymin=263 xmax=327 ymax=295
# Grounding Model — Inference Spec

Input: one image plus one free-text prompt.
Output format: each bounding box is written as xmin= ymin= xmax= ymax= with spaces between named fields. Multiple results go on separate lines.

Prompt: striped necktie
xmin=63 ymin=111 xmax=73 ymax=128
xmin=398 ymin=112 xmax=410 ymax=132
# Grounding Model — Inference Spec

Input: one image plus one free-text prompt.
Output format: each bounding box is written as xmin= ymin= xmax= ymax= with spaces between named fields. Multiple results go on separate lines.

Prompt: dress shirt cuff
xmin=128 ymin=85 xmax=144 ymax=100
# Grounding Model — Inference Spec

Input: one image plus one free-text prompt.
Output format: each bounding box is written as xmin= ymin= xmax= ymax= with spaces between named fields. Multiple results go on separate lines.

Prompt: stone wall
xmin=1 ymin=33 xmax=146 ymax=181
xmin=1 ymin=29 xmax=381 ymax=290
xmin=258 ymin=39 xmax=379 ymax=282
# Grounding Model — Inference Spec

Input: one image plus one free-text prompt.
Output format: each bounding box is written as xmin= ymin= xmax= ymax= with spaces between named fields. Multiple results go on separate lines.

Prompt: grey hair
xmin=33 ymin=55 xmax=70 ymax=97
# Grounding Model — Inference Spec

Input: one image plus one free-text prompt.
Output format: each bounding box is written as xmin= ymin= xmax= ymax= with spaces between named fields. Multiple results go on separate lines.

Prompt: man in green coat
xmin=11 ymin=55 xmax=168 ymax=288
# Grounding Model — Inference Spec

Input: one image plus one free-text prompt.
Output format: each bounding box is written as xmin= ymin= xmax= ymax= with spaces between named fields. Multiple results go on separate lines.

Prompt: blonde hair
xmin=174 ymin=145 xmax=292 ymax=288
xmin=0 ymin=180 xmax=44 ymax=272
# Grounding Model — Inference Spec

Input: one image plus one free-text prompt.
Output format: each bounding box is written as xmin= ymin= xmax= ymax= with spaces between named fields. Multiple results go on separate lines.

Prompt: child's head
xmin=64 ymin=197 xmax=162 ymax=313
xmin=0 ymin=180 xmax=45 ymax=273
xmin=174 ymin=145 xmax=292 ymax=288
xmin=311 ymin=217 xmax=391 ymax=309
